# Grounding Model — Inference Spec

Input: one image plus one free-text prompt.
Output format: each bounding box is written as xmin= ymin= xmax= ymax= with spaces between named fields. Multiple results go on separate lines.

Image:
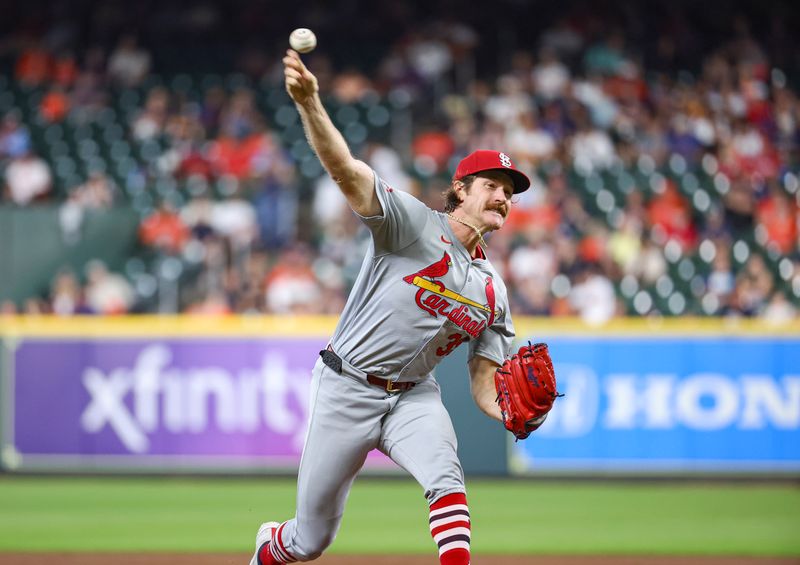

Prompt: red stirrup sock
xmin=257 ymin=543 xmax=281 ymax=565
xmin=258 ymin=522 xmax=295 ymax=565
xmin=429 ymin=492 xmax=471 ymax=565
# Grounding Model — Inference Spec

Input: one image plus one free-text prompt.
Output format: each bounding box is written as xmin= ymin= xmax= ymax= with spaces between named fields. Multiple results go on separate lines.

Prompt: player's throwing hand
xmin=283 ymin=49 xmax=318 ymax=105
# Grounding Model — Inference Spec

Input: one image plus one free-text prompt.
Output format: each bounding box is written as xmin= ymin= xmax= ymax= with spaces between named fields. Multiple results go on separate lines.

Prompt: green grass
xmin=0 ymin=477 xmax=798 ymax=555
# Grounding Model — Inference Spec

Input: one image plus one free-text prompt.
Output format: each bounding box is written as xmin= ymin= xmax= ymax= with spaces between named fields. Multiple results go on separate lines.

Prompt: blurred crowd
xmin=1 ymin=0 xmax=799 ymax=323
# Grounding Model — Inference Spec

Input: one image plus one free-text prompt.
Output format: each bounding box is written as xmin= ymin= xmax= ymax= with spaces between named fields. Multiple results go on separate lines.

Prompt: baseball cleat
xmin=249 ymin=521 xmax=280 ymax=565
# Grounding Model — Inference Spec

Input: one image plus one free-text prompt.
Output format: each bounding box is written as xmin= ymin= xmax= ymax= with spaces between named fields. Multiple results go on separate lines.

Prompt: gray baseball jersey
xmin=270 ymin=170 xmax=515 ymax=562
xmin=331 ymin=171 xmax=515 ymax=379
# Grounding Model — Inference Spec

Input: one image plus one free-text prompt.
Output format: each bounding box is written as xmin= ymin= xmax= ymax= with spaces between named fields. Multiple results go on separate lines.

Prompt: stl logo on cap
xmin=454 ymin=149 xmax=531 ymax=193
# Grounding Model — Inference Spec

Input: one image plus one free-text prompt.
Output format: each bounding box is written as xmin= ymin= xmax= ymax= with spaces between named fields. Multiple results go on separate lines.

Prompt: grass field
xmin=0 ymin=476 xmax=798 ymax=557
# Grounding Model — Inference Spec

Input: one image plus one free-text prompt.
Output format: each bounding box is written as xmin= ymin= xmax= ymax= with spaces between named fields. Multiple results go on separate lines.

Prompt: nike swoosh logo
xmin=441 ymin=235 xmax=453 ymax=244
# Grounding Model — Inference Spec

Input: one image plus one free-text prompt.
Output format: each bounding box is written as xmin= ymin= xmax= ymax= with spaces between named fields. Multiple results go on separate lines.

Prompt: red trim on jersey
xmin=485 ymin=276 xmax=495 ymax=327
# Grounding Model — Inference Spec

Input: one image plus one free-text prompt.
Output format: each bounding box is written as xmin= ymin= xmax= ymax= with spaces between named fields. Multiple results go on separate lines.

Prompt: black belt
xmin=320 ymin=347 xmax=415 ymax=393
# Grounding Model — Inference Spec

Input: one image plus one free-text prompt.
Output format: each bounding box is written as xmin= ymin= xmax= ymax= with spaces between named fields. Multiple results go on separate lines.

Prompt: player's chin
xmin=484 ymin=211 xmax=506 ymax=231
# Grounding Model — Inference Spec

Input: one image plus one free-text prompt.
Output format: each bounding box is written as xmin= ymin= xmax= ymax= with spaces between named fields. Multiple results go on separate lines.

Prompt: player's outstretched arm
xmin=283 ymin=49 xmax=378 ymax=217
xmin=468 ymin=356 xmax=504 ymax=423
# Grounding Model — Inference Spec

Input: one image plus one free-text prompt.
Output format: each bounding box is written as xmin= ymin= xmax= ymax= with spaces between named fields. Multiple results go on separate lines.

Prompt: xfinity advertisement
xmin=512 ymin=337 xmax=800 ymax=473
xmin=4 ymin=338 xmax=397 ymax=471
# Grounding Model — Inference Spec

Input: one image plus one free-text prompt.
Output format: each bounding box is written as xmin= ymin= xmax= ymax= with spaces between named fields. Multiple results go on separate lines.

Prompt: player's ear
xmin=453 ymin=180 xmax=466 ymax=203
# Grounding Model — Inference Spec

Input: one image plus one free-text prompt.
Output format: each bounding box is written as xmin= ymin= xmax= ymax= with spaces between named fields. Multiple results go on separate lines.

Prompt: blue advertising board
xmin=511 ymin=336 xmax=800 ymax=474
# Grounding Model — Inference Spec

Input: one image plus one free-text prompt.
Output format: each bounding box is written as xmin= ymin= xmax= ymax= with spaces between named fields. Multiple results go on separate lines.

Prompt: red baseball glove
xmin=495 ymin=342 xmax=562 ymax=440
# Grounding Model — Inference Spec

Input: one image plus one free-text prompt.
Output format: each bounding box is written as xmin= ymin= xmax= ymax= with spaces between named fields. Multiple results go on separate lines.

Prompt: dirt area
xmin=1 ymin=554 xmax=797 ymax=565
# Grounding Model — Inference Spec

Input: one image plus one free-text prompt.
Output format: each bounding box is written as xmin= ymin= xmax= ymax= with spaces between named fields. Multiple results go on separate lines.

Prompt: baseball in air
xmin=289 ymin=28 xmax=317 ymax=54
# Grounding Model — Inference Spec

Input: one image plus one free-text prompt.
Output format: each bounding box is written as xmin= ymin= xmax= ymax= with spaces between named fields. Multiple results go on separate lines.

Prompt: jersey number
xmin=436 ymin=333 xmax=468 ymax=357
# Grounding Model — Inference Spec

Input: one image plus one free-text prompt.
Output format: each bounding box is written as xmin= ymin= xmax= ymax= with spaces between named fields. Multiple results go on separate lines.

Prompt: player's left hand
xmin=283 ymin=49 xmax=319 ymax=105
xmin=494 ymin=342 xmax=562 ymax=440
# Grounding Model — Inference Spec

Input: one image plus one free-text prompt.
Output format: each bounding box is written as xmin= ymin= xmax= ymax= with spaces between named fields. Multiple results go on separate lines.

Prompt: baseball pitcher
xmin=250 ymin=48 xmax=560 ymax=565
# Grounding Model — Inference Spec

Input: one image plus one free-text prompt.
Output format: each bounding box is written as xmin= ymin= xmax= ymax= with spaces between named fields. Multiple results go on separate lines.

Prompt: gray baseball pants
xmin=274 ymin=356 xmax=465 ymax=561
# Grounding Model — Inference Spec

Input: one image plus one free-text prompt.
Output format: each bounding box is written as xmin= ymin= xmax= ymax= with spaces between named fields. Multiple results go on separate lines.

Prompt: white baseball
xmin=289 ymin=28 xmax=317 ymax=54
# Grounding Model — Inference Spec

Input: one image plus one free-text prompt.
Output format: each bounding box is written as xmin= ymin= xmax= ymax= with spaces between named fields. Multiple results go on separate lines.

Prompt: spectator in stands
xmin=513 ymin=276 xmax=553 ymax=316
xmin=540 ymin=17 xmax=584 ymax=63
xmin=411 ymin=127 xmax=454 ymax=175
xmin=608 ymin=214 xmax=643 ymax=275
xmin=667 ymin=112 xmax=705 ymax=164
xmin=569 ymin=106 xmax=616 ymax=172
xmin=631 ymin=233 xmax=668 ymax=286
xmin=726 ymin=118 xmax=780 ymax=179
xmin=23 ymin=298 xmax=47 ymax=314
xmin=756 ymin=184 xmax=798 ymax=254
xmin=762 ymin=290 xmax=798 ymax=324
xmin=532 ymin=46 xmax=571 ymax=102
xmin=72 ymin=171 xmax=116 ymax=209
xmin=706 ymin=249 xmax=736 ymax=311
xmin=185 ymin=289 xmax=233 ymax=315
xmin=207 ymin=196 xmax=259 ymax=249
xmin=251 ymin=140 xmax=299 ymax=249
xmin=365 ymin=142 xmax=413 ymax=194
xmin=39 ymin=86 xmax=70 ymax=123
xmin=647 ymin=178 xmax=697 ymax=250
xmin=50 ymin=269 xmax=91 ymax=316
xmin=0 ymin=112 xmax=31 ymax=161
xmin=52 ymin=51 xmax=79 ymax=87
xmin=70 ymin=47 xmax=110 ymax=122
xmin=3 ymin=148 xmax=52 ymax=205
xmin=264 ymin=245 xmax=323 ymax=314
xmin=634 ymin=110 xmax=670 ymax=166
xmin=331 ymin=68 xmax=375 ymax=103
xmin=199 ymin=86 xmax=227 ymax=138
xmin=722 ymin=174 xmax=757 ymax=236
xmin=483 ymin=75 xmax=533 ymax=127
xmin=132 ymin=87 xmax=170 ymax=141
xmin=208 ymin=99 xmax=273 ymax=180
xmin=311 ymin=174 xmax=350 ymax=231
xmin=218 ymin=89 xmax=260 ymax=144
xmin=729 ymin=254 xmax=775 ymax=316
xmin=583 ymin=32 xmax=631 ymax=76
xmin=572 ymin=74 xmax=619 ymax=130
xmin=139 ymin=200 xmax=190 ymax=254
xmin=84 ymin=260 xmax=135 ymax=315
xmin=107 ymin=34 xmax=152 ymax=88
xmin=14 ymin=38 xmax=52 ymax=86
xmin=405 ymin=29 xmax=454 ymax=90
xmin=568 ymin=262 xmax=618 ymax=324
xmin=181 ymin=195 xmax=217 ymax=242
xmin=162 ymin=113 xmax=212 ymax=179
xmin=505 ymin=111 xmax=557 ymax=168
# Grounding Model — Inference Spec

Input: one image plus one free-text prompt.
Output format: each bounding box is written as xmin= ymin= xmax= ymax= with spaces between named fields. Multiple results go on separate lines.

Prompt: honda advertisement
xmin=512 ymin=336 xmax=800 ymax=474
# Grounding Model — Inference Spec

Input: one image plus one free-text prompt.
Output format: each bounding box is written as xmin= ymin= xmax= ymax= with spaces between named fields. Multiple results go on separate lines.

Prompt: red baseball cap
xmin=453 ymin=150 xmax=531 ymax=193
